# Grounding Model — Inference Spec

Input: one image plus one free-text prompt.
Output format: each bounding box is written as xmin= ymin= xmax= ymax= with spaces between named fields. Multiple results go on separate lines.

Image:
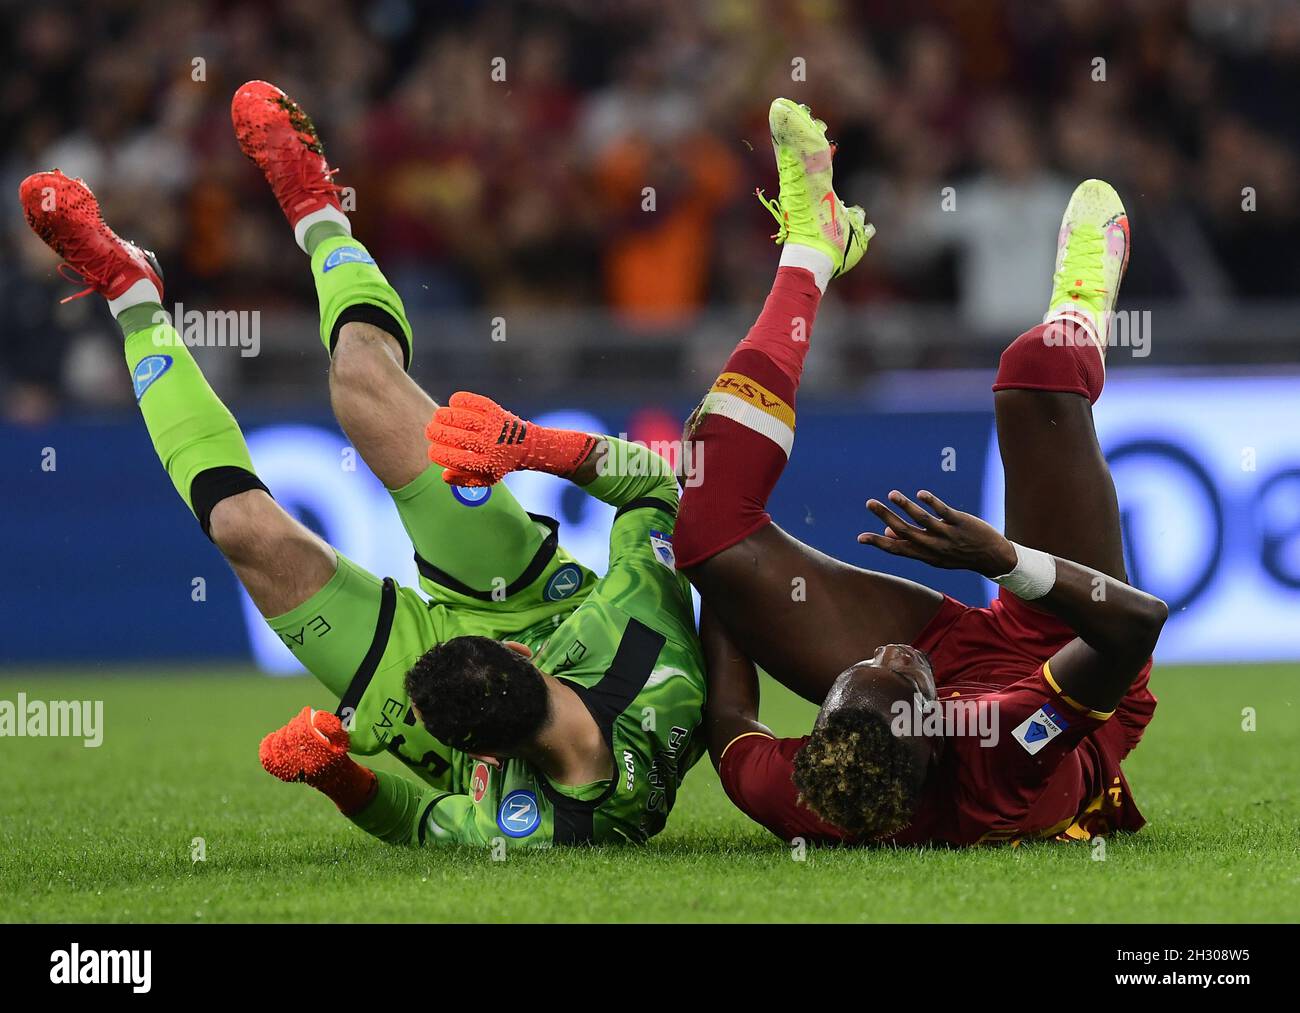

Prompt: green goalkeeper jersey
xmin=346 ymin=441 xmax=707 ymax=849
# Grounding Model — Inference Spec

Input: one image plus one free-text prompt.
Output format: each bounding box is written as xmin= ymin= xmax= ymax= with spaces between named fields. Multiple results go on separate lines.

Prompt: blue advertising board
xmin=981 ymin=374 xmax=1300 ymax=664
xmin=1 ymin=373 xmax=1297 ymax=667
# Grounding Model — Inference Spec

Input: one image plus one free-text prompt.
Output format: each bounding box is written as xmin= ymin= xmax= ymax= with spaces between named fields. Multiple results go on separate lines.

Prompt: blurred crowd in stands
xmin=3 ymin=0 xmax=1298 ymax=418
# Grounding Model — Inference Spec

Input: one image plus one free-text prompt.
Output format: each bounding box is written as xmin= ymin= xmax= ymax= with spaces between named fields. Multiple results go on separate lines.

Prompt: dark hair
xmin=792 ymin=706 xmax=925 ymax=839
xmin=405 ymin=636 xmax=550 ymax=754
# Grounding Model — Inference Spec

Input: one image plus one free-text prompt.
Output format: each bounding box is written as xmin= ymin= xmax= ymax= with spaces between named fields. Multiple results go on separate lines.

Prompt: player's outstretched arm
xmin=424 ymin=391 xmax=677 ymax=509
xmin=699 ymin=607 xmax=771 ymax=770
xmin=858 ymin=490 xmax=1168 ymax=714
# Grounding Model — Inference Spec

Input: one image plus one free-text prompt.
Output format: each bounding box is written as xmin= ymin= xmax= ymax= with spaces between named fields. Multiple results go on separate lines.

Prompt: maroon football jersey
xmin=719 ymin=590 xmax=1156 ymax=847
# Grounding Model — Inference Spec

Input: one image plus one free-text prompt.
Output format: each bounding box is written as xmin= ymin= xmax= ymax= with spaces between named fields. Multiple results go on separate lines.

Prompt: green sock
xmin=120 ymin=304 xmax=257 ymax=517
xmin=348 ymin=769 xmax=438 ymax=846
xmin=310 ymin=234 xmax=414 ymax=368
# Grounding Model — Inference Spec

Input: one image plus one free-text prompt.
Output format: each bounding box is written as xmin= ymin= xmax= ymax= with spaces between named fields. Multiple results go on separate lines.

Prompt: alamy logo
xmin=49 ymin=944 xmax=151 ymax=993
xmin=890 ymin=693 xmax=999 ymax=747
xmin=597 ymin=433 xmax=704 ymax=488
xmin=0 ymin=694 xmax=103 ymax=747
xmin=150 ymin=304 xmax=261 ymax=357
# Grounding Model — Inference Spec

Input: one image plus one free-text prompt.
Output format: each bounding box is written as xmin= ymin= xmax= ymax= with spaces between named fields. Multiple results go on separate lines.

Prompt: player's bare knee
xmin=208 ymin=490 xmax=280 ymax=563
xmin=331 ymin=323 xmax=403 ymax=384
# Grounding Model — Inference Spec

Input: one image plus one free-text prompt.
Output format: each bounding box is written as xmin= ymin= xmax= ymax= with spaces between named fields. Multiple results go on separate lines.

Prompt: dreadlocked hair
xmin=792 ymin=705 xmax=925 ymax=839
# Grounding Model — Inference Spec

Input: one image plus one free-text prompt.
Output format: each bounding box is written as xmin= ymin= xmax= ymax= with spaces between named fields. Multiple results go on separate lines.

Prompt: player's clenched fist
xmin=259 ymin=705 xmax=350 ymax=783
xmin=426 ymin=391 xmax=597 ymax=487
xmin=259 ymin=706 xmax=376 ymax=814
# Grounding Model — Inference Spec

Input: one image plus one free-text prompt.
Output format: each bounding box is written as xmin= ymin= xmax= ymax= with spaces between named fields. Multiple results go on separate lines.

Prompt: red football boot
xmin=19 ymin=170 xmax=163 ymax=310
xmin=230 ymin=80 xmax=349 ymax=252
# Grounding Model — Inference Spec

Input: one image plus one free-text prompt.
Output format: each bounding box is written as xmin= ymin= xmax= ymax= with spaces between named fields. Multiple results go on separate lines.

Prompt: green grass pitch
xmin=1 ymin=664 xmax=1296 ymax=922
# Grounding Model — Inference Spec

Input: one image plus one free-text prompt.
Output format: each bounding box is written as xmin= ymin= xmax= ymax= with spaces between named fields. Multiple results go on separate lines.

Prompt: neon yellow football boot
xmin=757 ymin=97 xmax=874 ymax=279
xmin=1044 ymin=179 xmax=1130 ymax=360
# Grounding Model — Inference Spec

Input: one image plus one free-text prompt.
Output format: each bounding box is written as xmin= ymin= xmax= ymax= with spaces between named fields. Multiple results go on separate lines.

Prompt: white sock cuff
xmin=107 ymin=278 xmax=164 ymax=318
xmin=779 ymin=244 xmax=833 ymax=293
xmin=1042 ymin=307 xmax=1102 ymax=352
xmin=294 ymin=205 xmax=352 ymax=254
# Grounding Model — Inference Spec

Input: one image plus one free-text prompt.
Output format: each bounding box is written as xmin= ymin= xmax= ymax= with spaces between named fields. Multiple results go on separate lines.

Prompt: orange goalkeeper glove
xmin=258 ymin=706 xmax=376 ymax=815
xmin=425 ymin=391 xmax=598 ymax=486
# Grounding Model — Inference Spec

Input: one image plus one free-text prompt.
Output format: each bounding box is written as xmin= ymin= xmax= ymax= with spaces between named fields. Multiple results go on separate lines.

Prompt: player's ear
xmin=502 ymin=640 xmax=533 ymax=659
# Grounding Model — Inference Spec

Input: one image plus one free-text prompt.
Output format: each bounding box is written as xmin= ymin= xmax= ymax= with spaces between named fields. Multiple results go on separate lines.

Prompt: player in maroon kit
xmin=673 ymin=99 xmax=1168 ymax=846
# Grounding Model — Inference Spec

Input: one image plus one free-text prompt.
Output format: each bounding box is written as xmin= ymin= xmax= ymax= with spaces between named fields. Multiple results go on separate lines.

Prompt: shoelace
xmin=261 ymin=145 xmax=343 ymax=201
xmin=1055 ymin=225 xmax=1106 ymax=297
xmin=260 ymin=116 xmax=345 ymax=204
xmin=301 ymin=164 xmax=343 ymax=200
xmin=755 ymin=188 xmax=791 ymax=244
xmin=755 ymin=136 xmax=837 ymax=245
xmin=54 ymin=230 xmax=128 ymax=304
xmin=756 ymin=167 xmax=820 ymax=244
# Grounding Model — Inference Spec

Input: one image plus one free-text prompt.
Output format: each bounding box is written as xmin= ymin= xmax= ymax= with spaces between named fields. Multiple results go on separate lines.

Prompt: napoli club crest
xmin=451 ymin=485 xmax=492 ymax=507
xmin=544 ymin=564 xmax=583 ymax=601
xmin=497 ymin=789 xmax=541 ymax=838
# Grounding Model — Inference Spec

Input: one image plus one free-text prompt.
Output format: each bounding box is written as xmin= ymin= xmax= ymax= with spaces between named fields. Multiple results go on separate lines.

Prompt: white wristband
xmin=992 ymin=541 xmax=1057 ymax=600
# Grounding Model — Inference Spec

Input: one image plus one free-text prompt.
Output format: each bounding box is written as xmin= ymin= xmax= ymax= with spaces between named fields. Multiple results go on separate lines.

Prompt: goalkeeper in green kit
xmin=18 ymin=81 xmax=706 ymax=849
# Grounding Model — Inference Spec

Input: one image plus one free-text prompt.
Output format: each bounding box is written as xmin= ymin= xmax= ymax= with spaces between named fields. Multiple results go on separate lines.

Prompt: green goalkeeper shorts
xmin=266 ymin=466 xmax=596 ymax=778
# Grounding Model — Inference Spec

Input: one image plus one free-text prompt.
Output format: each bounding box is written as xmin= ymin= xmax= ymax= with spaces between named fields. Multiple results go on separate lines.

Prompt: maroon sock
xmin=675 ymin=267 xmax=821 ymax=568
xmin=735 ymin=266 xmax=822 ymax=385
xmin=992 ymin=320 xmax=1105 ymax=404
